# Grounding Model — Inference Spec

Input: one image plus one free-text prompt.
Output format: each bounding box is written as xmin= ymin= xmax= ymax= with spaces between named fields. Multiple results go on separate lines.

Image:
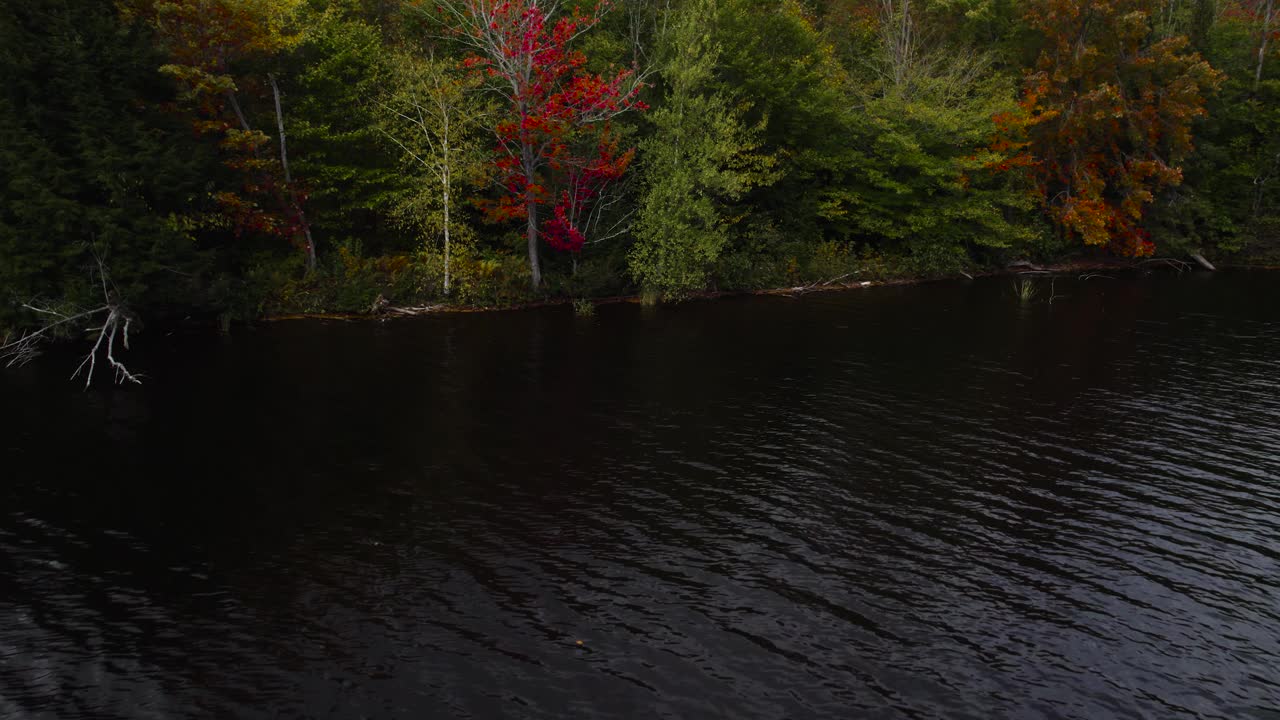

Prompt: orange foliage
xmin=123 ymin=0 xmax=310 ymax=245
xmin=993 ymin=0 xmax=1223 ymax=256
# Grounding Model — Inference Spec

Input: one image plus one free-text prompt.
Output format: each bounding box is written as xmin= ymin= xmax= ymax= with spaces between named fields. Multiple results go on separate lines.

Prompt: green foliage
xmin=544 ymin=241 xmax=632 ymax=297
xmin=1011 ymin=277 xmax=1038 ymax=303
xmin=254 ymin=243 xmax=403 ymax=313
xmin=714 ymin=0 xmax=857 ymax=242
xmin=629 ymin=0 xmax=776 ymax=294
xmin=0 ymin=0 xmax=211 ymax=331
xmin=289 ymin=7 xmax=407 ymax=254
xmin=843 ymin=43 xmax=1039 ymax=264
xmin=1148 ymin=9 xmax=1280 ymax=262
xmin=377 ymin=51 xmax=491 ymax=285
xmin=440 ymin=248 xmax=533 ymax=306
xmin=254 ymin=241 xmax=537 ymax=313
xmin=921 ymin=0 xmax=1029 ymax=58
xmin=2 ymin=0 xmax=1274 ymax=344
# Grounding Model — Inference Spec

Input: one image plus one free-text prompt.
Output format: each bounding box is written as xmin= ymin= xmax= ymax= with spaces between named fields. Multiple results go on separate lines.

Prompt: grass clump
xmin=1012 ymin=277 xmax=1039 ymax=303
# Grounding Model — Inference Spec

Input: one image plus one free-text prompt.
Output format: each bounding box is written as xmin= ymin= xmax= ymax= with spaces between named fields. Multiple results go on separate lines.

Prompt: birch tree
xmin=379 ymin=55 xmax=488 ymax=295
xmin=1253 ymin=0 xmax=1277 ymax=90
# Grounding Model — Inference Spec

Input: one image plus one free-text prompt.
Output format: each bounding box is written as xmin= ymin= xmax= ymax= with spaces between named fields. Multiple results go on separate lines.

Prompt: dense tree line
xmin=1 ymin=0 xmax=1277 ymax=355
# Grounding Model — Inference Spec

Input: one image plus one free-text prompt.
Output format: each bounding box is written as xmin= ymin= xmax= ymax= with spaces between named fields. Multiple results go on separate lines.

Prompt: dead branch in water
xmin=1 ymin=303 xmax=109 ymax=369
xmin=1047 ymin=277 xmax=1067 ymax=304
xmin=787 ymin=273 xmax=855 ymax=295
xmin=1137 ymin=257 xmax=1192 ymax=273
xmin=382 ymin=304 xmax=447 ymax=316
xmin=0 ymin=249 xmax=142 ymax=388
xmin=70 ymin=306 xmax=141 ymax=388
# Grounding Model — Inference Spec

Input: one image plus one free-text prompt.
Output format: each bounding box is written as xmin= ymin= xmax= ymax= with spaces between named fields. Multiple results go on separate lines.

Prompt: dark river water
xmin=2 ymin=272 xmax=1279 ymax=719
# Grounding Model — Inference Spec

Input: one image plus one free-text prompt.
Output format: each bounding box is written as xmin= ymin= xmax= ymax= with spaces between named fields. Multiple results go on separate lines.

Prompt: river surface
xmin=2 ymin=272 xmax=1279 ymax=719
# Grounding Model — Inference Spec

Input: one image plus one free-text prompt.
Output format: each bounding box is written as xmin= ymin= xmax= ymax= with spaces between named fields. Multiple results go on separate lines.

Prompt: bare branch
xmin=3 ymin=248 xmax=143 ymax=388
xmin=1 ymin=303 xmax=110 ymax=368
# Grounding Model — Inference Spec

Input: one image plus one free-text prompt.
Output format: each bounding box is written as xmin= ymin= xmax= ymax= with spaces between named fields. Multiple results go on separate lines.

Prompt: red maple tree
xmin=434 ymin=0 xmax=645 ymax=287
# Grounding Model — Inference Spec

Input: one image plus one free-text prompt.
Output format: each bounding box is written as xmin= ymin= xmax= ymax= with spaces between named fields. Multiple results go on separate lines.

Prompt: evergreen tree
xmin=0 ymin=0 xmax=211 ymax=333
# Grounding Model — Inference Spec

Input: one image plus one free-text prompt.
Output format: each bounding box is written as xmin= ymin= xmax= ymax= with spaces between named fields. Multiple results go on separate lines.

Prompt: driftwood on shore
xmin=783 ymin=273 xmax=858 ymax=295
xmin=1190 ymin=253 xmax=1217 ymax=271
xmin=369 ymin=294 xmax=444 ymax=316
xmin=381 ymin=305 xmax=447 ymax=316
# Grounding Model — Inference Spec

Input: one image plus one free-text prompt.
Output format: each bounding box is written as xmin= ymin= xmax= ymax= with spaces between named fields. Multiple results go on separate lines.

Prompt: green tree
xmin=840 ymin=0 xmax=1039 ymax=271
xmin=714 ymin=0 xmax=856 ymax=243
xmin=0 ymin=0 xmax=209 ymax=334
xmin=288 ymin=6 xmax=407 ymax=255
xmin=628 ymin=0 xmax=775 ymax=294
xmin=1149 ymin=0 xmax=1280 ymax=260
xmin=379 ymin=53 xmax=490 ymax=295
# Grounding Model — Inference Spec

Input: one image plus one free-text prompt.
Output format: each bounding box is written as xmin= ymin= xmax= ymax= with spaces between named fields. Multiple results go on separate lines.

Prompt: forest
xmin=1 ymin=0 xmax=1277 ymax=355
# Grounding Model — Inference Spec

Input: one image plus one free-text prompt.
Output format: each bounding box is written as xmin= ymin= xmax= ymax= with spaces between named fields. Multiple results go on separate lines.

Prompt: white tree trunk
xmin=1257 ymin=0 xmax=1276 ymax=91
xmin=443 ymin=171 xmax=452 ymax=295
xmin=270 ymin=74 xmax=316 ymax=273
xmin=527 ymin=190 xmax=541 ymax=290
xmin=523 ymin=142 xmax=542 ymax=289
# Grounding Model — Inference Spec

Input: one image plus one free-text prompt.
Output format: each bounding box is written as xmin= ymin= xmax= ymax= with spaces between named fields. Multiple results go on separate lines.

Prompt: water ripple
xmin=2 ymin=273 xmax=1279 ymax=718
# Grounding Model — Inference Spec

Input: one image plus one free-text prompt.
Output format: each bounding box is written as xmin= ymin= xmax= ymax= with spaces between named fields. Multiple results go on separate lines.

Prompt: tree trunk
xmin=270 ymin=74 xmax=316 ymax=273
xmin=526 ymin=191 xmax=541 ymax=290
xmin=226 ymin=90 xmax=254 ymax=136
xmin=1258 ymin=0 xmax=1276 ymax=92
xmin=881 ymin=0 xmax=912 ymax=88
xmin=522 ymin=143 xmax=541 ymax=289
xmin=443 ymin=172 xmax=451 ymax=295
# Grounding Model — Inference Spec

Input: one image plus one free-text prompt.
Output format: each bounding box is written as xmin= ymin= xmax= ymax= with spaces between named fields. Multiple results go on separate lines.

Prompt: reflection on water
xmin=2 ymin=272 xmax=1279 ymax=719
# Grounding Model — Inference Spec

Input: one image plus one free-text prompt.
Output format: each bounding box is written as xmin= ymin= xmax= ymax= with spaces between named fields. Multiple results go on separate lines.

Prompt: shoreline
xmin=261 ymin=258 xmax=1263 ymax=323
